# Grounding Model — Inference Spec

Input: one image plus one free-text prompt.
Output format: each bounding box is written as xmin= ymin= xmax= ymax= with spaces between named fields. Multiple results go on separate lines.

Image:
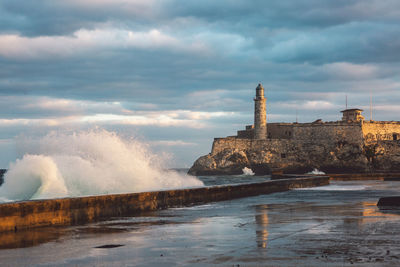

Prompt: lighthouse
xmin=254 ymin=83 xmax=267 ymax=139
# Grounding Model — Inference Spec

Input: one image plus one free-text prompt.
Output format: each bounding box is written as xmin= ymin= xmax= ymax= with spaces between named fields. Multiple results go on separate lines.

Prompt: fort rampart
xmin=191 ymin=119 xmax=400 ymax=176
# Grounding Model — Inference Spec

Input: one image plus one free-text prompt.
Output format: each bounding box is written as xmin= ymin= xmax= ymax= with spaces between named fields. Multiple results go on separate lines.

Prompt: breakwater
xmin=271 ymin=173 xmax=400 ymax=181
xmin=0 ymin=176 xmax=329 ymax=233
xmin=329 ymin=173 xmax=400 ymax=181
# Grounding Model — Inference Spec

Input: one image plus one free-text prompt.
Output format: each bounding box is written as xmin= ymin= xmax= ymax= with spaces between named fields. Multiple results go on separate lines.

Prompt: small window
xmin=288 ymin=132 xmax=292 ymax=136
xmin=394 ymin=133 xmax=399 ymax=141
xmin=281 ymin=153 xmax=286 ymax=159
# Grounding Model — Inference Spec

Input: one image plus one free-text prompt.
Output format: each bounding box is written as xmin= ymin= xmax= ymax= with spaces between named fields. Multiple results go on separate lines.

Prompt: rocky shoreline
xmin=188 ymin=139 xmax=400 ymax=176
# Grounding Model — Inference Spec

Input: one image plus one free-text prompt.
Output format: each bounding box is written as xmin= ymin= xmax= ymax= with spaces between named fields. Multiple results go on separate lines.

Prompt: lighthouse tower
xmin=254 ymin=83 xmax=267 ymax=139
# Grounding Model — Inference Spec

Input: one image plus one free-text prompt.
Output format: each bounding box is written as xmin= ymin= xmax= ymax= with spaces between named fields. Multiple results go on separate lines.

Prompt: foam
xmin=0 ymin=130 xmax=203 ymax=201
xmin=242 ymin=167 xmax=255 ymax=176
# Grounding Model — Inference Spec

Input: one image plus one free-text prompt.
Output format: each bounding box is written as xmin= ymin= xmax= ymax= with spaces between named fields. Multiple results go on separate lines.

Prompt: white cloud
xmin=276 ymin=100 xmax=337 ymax=111
xmin=373 ymin=104 xmax=400 ymax=112
xmin=0 ymin=94 xmax=237 ymax=129
xmin=80 ymin=110 xmax=235 ymax=128
xmin=0 ymin=95 xmax=127 ymax=116
xmin=322 ymin=62 xmax=378 ymax=79
xmin=0 ymin=118 xmax=71 ymax=127
xmin=151 ymin=140 xmax=196 ymax=146
xmin=24 ymin=98 xmax=76 ymax=110
xmin=0 ymin=28 xmax=205 ymax=59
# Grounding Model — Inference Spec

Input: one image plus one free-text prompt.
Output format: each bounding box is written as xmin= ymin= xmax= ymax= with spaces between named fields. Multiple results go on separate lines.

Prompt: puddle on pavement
xmin=0 ymin=227 xmax=68 ymax=249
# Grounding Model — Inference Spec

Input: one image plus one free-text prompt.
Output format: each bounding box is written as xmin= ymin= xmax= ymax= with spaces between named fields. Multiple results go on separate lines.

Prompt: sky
xmin=0 ymin=0 xmax=400 ymax=168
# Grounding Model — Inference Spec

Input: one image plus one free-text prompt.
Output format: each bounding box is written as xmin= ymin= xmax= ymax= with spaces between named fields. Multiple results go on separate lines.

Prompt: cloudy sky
xmin=1 ymin=0 xmax=400 ymax=168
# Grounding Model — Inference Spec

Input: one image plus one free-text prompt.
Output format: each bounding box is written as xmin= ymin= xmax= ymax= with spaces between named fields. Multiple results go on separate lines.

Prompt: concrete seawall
xmin=272 ymin=173 xmax=400 ymax=181
xmin=0 ymin=176 xmax=329 ymax=233
xmin=328 ymin=173 xmax=400 ymax=181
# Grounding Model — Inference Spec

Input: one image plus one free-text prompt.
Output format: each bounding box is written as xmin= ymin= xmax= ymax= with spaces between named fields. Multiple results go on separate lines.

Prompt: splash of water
xmin=306 ymin=168 xmax=326 ymax=175
xmin=0 ymin=130 xmax=203 ymax=202
xmin=242 ymin=167 xmax=255 ymax=176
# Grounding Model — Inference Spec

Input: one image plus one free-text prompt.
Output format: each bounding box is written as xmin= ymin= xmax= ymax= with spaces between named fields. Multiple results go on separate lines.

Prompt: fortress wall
xmin=362 ymin=121 xmax=400 ymax=142
xmin=0 ymin=177 xmax=329 ymax=233
xmin=232 ymin=122 xmax=366 ymax=144
xmin=237 ymin=129 xmax=253 ymax=139
xmin=292 ymin=122 xmax=363 ymax=144
xmin=211 ymin=138 xmax=297 ymax=169
xmin=207 ymin=122 xmax=383 ymax=173
xmin=267 ymin=123 xmax=294 ymax=139
xmin=212 ymin=138 xmax=251 ymax=155
xmin=197 ymin=129 xmax=378 ymax=174
xmin=245 ymin=139 xmax=298 ymax=169
xmin=211 ymin=138 xmax=291 ymax=155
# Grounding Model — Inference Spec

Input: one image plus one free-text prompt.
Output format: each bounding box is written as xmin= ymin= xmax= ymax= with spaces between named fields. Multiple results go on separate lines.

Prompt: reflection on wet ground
xmin=0 ymin=227 xmax=67 ymax=249
xmin=1 ymin=180 xmax=400 ymax=266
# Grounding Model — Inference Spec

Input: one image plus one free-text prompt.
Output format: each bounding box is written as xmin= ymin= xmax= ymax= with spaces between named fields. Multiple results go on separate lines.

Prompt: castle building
xmin=341 ymin=109 xmax=364 ymax=122
xmin=236 ymin=84 xmax=400 ymax=143
xmin=189 ymin=83 xmax=400 ymax=175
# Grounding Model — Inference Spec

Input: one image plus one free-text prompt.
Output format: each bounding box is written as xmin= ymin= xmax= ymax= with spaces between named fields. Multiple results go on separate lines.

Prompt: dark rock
xmin=281 ymin=165 xmax=313 ymax=174
xmin=188 ymin=150 xmax=250 ymax=175
xmin=377 ymin=197 xmax=400 ymax=207
xmin=250 ymin=164 xmax=271 ymax=175
xmin=384 ymin=177 xmax=400 ymax=181
xmin=319 ymin=165 xmax=366 ymax=174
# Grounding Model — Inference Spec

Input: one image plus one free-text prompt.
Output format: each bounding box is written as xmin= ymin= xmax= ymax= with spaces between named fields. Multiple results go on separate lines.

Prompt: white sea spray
xmin=307 ymin=168 xmax=326 ymax=175
xmin=242 ymin=167 xmax=255 ymax=176
xmin=0 ymin=130 xmax=203 ymax=201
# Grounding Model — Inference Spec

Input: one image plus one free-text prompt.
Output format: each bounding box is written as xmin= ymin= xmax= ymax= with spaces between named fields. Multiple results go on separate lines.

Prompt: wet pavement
xmin=1 ymin=179 xmax=400 ymax=266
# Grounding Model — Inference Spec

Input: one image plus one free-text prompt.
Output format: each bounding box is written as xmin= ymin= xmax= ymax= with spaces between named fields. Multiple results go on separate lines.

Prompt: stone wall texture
xmin=189 ymin=121 xmax=400 ymax=175
xmin=362 ymin=121 xmax=400 ymax=143
xmin=254 ymin=98 xmax=266 ymax=139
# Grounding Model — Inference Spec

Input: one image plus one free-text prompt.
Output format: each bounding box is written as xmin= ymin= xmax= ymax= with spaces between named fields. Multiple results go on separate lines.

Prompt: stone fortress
xmin=189 ymin=84 xmax=400 ymax=175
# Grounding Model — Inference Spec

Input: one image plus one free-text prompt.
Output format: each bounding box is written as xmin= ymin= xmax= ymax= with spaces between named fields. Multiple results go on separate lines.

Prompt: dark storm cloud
xmin=0 ymin=0 xmax=159 ymax=36
xmin=2 ymin=0 xmax=400 ymax=36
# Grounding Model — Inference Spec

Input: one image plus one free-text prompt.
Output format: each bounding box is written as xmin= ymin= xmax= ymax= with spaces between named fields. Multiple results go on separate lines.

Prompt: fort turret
xmin=341 ymin=108 xmax=364 ymax=122
xmin=254 ymin=83 xmax=267 ymax=139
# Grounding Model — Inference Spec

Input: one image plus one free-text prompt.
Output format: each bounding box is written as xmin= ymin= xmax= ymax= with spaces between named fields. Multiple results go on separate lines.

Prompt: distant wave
xmin=242 ymin=167 xmax=255 ymax=176
xmin=0 ymin=130 xmax=203 ymax=202
xmin=306 ymin=168 xmax=326 ymax=175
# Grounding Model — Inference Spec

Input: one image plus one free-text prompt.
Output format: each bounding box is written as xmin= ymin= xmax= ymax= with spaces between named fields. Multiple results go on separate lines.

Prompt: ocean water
xmin=0 ymin=130 xmax=203 ymax=202
xmin=2 ymin=179 xmax=400 ymax=266
xmin=197 ymin=173 xmax=270 ymax=186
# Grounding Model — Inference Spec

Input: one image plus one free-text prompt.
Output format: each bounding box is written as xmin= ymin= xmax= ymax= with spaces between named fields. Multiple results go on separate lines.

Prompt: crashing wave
xmin=0 ymin=130 xmax=203 ymax=201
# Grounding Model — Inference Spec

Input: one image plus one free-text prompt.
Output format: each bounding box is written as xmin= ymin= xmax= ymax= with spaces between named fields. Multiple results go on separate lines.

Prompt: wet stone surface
xmin=1 ymin=179 xmax=400 ymax=266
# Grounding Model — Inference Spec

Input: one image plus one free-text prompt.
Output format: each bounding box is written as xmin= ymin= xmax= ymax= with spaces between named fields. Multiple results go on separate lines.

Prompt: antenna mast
xmin=345 ymin=95 xmax=348 ymax=110
xmin=370 ymin=90 xmax=373 ymax=121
